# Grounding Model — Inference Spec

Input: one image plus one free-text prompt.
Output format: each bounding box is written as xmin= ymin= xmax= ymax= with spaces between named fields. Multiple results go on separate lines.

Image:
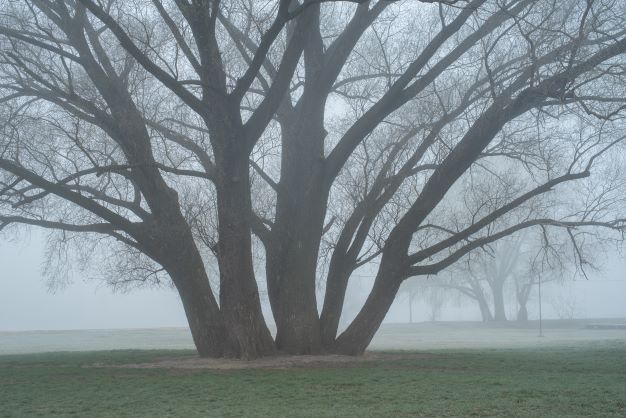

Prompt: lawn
xmin=1 ymin=343 xmax=625 ymax=417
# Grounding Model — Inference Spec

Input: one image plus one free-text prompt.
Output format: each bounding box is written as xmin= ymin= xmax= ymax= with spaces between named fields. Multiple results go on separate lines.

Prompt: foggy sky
xmin=1 ymin=229 xmax=625 ymax=331
xmin=0 ymin=230 xmax=187 ymax=331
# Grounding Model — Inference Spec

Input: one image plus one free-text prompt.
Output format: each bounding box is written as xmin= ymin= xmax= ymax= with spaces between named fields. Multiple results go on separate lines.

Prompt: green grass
xmin=1 ymin=343 xmax=625 ymax=417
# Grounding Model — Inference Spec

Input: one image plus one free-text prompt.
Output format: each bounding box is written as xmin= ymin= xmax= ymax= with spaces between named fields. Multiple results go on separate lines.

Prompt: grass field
xmin=3 ymin=319 xmax=626 ymax=355
xmin=1 ymin=342 xmax=626 ymax=417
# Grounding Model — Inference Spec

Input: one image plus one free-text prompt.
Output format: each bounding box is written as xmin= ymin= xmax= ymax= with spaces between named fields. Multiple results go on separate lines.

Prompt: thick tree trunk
xmin=214 ymin=141 xmax=275 ymax=359
xmin=320 ymin=262 xmax=353 ymax=348
xmin=142 ymin=214 xmax=226 ymax=358
xmin=266 ymin=122 xmax=327 ymax=354
xmin=332 ymin=276 xmax=402 ymax=355
xmin=166 ymin=251 xmax=226 ymax=358
xmin=332 ymin=251 xmax=405 ymax=355
xmin=266 ymin=210 xmax=325 ymax=355
xmin=266 ymin=245 xmax=323 ymax=354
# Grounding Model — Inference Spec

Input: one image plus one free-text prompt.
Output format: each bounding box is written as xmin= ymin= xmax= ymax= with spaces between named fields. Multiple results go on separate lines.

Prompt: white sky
xmin=1 ymin=229 xmax=625 ymax=331
xmin=0 ymin=231 xmax=188 ymax=331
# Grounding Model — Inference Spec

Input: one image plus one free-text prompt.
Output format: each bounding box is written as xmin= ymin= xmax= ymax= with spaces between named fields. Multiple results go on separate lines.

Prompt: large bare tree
xmin=1 ymin=0 xmax=626 ymax=358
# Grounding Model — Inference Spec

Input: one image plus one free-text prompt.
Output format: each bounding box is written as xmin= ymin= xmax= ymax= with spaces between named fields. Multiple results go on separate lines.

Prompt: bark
xmin=320 ymin=264 xmax=353 ymax=347
xmin=69 ymin=19 xmax=235 ymax=357
xmin=320 ymin=180 xmax=384 ymax=347
xmin=266 ymin=240 xmax=323 ymax=354
xmin=213 ymin=136 xmax=275 ymax=359
xmin=266 ymin=105 xmax=327 ymax=354
xmin=266 ymin=215 xmax=324 ymax=356
xmin=319 ymin=211 xmax=368 ymax=347
xmin=134 ymin=207 xmax=226 ymax=358
xmin=332 ymin=248 xmax=407 ymax=355
xmin=162 ymin=241 xmax=226 ymax=358
xmin=261 ymin=9 xmax=332 ymax=354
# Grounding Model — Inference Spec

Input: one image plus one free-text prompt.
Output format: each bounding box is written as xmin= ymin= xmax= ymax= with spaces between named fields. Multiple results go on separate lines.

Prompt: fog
xmin=0 ymin=231 xmax=187 ymax=331
xmin=1 ymin=230 xmax=624 ymax=332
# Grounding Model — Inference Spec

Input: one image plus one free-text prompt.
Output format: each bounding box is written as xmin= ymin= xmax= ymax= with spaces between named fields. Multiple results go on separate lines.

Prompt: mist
xmin=2 ymin=229 xmax=625 ymax=332
xmin=0 ymin=231 xmax=187 ymax=331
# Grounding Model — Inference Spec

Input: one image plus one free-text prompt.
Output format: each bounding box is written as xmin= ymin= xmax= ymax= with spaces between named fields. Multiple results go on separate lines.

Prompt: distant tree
xmin=426 ymin=286 xmax=446 ymax=322
xmin=399 ymin=277 xmax=446 ymax=323
xmin=1 ymin=0 xmax=626 ymax=358
xmin=512 ymin=230 xmax=566 ymax=321
xmin=436 ymin=242 xmax=517 ymax=322
xmin=550 ymin=285 xmax=583 ymax=320
xmin=399 ymin=278 xmax=421 ymax=323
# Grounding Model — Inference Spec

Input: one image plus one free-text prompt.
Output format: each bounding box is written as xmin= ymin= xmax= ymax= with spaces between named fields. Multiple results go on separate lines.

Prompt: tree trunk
xmin=266 ymin=153 xmax=326 ymax=354
xmin=142 ymin=214 xmax=227 ymax=358
xmin=320 ymin=258 xmax=354 ymax=348
xmin=266 ymin=100 xmax=327 ymax=354
xmin=333 ymin=276 xmax=402 ymax=355
xmin=516 ymin=284 xmax=531 ymax=322
xmin=214 ymin=142 xmax=275 ymax=359
xmin=166 ymin=252 xmax=226 ymax=358
xmin=332 ymin=252 xmax=405 ymax=355
xmin=517 ymin=303 xmax=528 ymax=321
xmin=468 ymin=280 xmax=493 ymax=322
xmin=492 ymin=281 xmax=507 ymax=321
xmin=266 ymin=246 xmax=323 ymax=354
xmin=319 ymin=206 xmax=379 ymax=348
xmin=477 ymin=296 xmax=494 ymax=322
xmin=266 ymin=197 xmax=326 ymax=355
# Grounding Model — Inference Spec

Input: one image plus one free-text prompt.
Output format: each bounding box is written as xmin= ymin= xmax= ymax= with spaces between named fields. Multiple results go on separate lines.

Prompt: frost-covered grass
xmin=3 ymin=319 xmax=626 ymax=355
xmin=1 ymin=342 xmax=625 ymax=417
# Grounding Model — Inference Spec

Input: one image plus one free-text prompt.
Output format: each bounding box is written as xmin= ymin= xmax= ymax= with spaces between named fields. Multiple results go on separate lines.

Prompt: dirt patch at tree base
xmin=101 ymin=352 xmax=435 ymax=370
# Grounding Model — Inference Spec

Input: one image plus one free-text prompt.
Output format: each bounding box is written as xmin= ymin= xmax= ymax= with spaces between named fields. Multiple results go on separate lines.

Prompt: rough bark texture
xmin=214 ymin=139 xmax=275 ymax=359
xmin=263 ymin=18 xmax=332 ymax=354
xmin=332 ymin=246 xmax=408 ymax=355
xmin=138 ymin=206 xmax=227 ymax=357
xmin=267 ymin=109 xmax=327 ymax=354
xmin=320 ymin=266 xmax=353 ymax=348
xmin=333 ymin=274 xmax=403 ymax=355
xmin=163 ymin=244 xmax=226 ymax=358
